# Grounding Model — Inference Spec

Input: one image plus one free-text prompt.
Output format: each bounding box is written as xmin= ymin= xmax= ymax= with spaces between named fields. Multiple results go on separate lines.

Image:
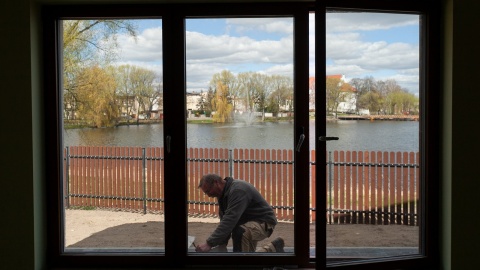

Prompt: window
xmin=62 ymin=18 xmax=165 ymax=253
xmin=184 ymin=17 xmax=297 ymax=254
xmin=44 ymin=1 xmax=440 ymax=269
xmin=314 ymin=11 xmax=423 ymax=265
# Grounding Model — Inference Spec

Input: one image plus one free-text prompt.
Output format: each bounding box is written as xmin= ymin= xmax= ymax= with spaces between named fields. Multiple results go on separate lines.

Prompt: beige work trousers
xmin=211 ymin=221 xmax=277 ymax=252
xmin=243 ymin=221 xmax=277 ymax=252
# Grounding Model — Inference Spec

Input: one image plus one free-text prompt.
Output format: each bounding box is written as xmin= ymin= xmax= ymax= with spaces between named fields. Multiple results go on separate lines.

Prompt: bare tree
xmin=268 ymin=75 xmax=293 ymax=118
xmin=130 ymin=66 xmax=158 ymax=118
xmin=115 ymin=64 xmax=136 ymax=120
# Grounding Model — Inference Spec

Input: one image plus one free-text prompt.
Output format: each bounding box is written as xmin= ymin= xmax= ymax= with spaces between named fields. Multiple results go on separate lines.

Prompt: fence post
xmin=142 ymin=148 xmax=147 ymax=215
xmin=229 ymin=149 xmax=233 ymax=177
xmin=65 ymin=146 xmax=70 ymax=209
xmin=328 ymin=151 xmax=333 ymax=224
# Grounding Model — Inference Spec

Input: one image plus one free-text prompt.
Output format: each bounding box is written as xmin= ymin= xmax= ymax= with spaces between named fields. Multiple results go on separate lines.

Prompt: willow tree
xmin=63 ymin=20 xmax=137 ymax=120
xmin=75 ymin=66 xmax=119 ymax=127
xmin=211 ymin=82 xmax=233 ymax=123
xmin=210 ymin=70 xmax=240 ymax=113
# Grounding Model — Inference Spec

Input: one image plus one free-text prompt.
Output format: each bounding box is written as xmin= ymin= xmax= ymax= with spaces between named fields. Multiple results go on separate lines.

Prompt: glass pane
xmin=62 ymin=19 xmax=165 ymax=252
xmin=322 ymin=12 xmax=421 ymax=262
xmin=185 ymin=17 xmax=295 ymax=254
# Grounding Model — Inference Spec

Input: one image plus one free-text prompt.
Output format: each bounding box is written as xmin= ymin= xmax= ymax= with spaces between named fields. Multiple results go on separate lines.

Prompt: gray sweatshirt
xmin=206 ymin=177 xmax=277 ymax=247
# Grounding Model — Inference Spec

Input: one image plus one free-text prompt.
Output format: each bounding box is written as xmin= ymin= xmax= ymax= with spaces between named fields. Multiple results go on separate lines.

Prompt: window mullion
xmin=315 ymin=2 xmax=327 ymax=268
xmin=293 ymin=6 xmax=314 ymax=268
xmin=162 ymin=9 xmax=188 ymax=263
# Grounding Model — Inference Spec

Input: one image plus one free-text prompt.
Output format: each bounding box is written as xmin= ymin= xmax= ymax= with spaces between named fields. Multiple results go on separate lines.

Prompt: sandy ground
xmin=65 ymin=209 xmax=419 ymax=249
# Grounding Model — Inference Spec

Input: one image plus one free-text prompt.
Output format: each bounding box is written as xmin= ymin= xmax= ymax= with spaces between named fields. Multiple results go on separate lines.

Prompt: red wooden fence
xmin=324 ymin=151 xmax=419 ymax=226
xmin=64 ymin=146 xmax=419 ymax=225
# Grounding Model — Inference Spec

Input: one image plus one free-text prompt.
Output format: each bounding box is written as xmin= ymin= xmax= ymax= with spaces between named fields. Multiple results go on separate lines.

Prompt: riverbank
xmin=336 ymin=114 xmax=419 ymax=121
xmin=65 ymin=114 xmax=417 ymax=130
xmin=64 ymin=116 xmax=295 ymax=129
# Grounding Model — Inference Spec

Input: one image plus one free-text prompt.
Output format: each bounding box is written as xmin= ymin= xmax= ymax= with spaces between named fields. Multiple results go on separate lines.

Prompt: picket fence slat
xmin=351 ymin=151 xmax=358 ymax=224
xmin=345 ymin=151 xmax=351 ymax=224
xmin=65 ymin=146 xmax=419 ymax=225
xmin=382 ymin=152 xmax=389 ymax=224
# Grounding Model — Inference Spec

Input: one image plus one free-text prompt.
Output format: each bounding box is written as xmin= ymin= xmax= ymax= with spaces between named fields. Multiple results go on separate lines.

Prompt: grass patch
xmin=187 ymin=119 xmax=214 ymax=124
xmin=64 ymin=123 xmax=93 ymax=129
xmin=263 ymin=117 xmax=294 ymax=122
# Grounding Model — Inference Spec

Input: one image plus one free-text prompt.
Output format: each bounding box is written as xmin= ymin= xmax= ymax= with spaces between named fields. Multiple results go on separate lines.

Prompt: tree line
xmin=322 ymin=76 xmax=419 ymax=117
xmin=348 ymin=76 xmax=419 ymax=116
xmin=197 ymin=70 xmax=294 ymax=123
xmin=203 ymin=73 xmax=418 ymax=123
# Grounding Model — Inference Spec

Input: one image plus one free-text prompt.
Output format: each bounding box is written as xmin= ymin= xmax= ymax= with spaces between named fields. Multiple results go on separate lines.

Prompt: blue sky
xmin=361 ymin=25 xmax=419 ymax=44
xmin=114 ymin=12 xmax=420 ymax=94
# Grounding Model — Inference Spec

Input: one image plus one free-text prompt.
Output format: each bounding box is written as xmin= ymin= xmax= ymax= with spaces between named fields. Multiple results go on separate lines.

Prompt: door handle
xmin=318 ymin=136 xmax=339 ymax=142
xmin=296 ymin=133 xmax=305 ymax=152
xmin=295 ymin=127 xmax=305 ymax=152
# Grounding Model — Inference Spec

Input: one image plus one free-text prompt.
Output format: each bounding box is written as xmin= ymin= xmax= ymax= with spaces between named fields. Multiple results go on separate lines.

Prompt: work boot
xmin=271 ymin=237 xmax=284 ymax=252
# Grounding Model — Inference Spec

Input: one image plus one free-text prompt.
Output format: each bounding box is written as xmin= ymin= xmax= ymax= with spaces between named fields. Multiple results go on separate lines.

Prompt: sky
xmin=112 ymin=12 xmax=420 ymax=95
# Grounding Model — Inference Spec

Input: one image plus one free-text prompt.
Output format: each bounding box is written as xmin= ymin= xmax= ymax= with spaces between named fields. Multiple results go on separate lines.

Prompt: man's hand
xmin=195 ymin=242 xmax=212 ymax=252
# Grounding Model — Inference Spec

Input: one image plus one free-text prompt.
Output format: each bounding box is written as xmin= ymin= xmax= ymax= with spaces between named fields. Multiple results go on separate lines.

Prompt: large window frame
xmin=43 ymin=1 xmax=440 ymax=269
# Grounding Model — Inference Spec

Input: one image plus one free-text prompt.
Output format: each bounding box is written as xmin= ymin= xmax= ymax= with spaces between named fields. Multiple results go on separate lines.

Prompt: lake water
xmin=63 ymin=120 xmax=419 ymax=152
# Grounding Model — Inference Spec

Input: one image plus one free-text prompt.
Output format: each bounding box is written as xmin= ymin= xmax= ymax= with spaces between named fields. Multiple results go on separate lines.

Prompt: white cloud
xmin=331 ymin=40 xmax=419 ymax=70
xmin=186 ymin=63 xmax=225 ymax=91
xmin=263 ymin=64 xmax=294 ymax=77
xmin=385 ymin=68 xmax=420 ymax=93
xmin=226 ymin=18 xmax=294 ymax=35
xmin=326 ymin=32 xmax=367 ymax=60
xmin=326 ymin=13 xmax=419 ymax=32
xmin=184 ymin=30 xmax=293 ymax=91
xmin=115 ymin=27 xmax=163 ymax=62
xmin=326 ymin=64 xmax=367 ymax=78
xmin=113 ymin=14 xmax=420 ymax=94
xmin=185 ymin=31 xmax=292 ymax=65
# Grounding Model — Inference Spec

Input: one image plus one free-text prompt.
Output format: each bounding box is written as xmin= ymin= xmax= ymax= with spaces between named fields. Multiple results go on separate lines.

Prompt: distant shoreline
xmin=64 ymin=115 xmax=417 ymax=130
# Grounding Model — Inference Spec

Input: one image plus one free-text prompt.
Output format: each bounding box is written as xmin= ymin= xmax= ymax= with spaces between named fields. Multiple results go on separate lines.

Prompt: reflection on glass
xmin=186 ymin=17 xmax=295 ymax=254
xmin=322 ymin=12 xmax=421 ymax=262
xmin=62 ymin=19 xmax=165 ymax=252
